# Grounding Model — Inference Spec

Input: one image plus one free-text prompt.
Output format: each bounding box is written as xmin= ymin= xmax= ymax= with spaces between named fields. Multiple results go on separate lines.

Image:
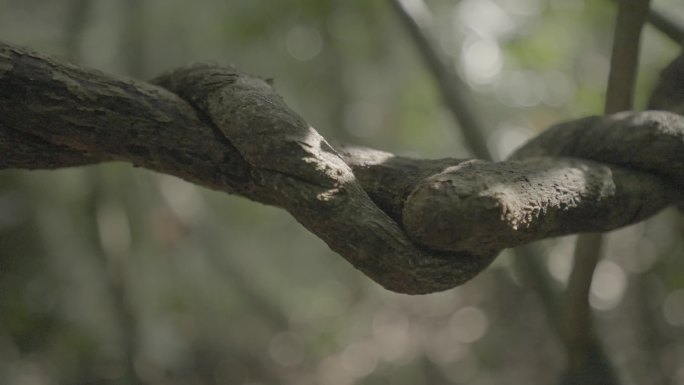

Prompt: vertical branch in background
xmin=123 ymin=0 xmax=145 ymax=78
xmin=64 ymin=0 xmax=92 ymax=60
xmin=647 ymin=6 xmax=684 ymax=44
xmin=64 ymin=1 xmax=142 ymax=384
xmin=611 ymin=0 xmax=684 ymax=44
xmin=563 ymin=233 xmax=613 ymax=384
xmin=319 ymin=22 xmax=353 ymax=141
xmin=564 ymin=0 xmax=652 ymax=383
xmin=605 ymin=1 xmax=652 ymax=113
xmin=66 ymin=1 xmax=143 ymax=383
xmin=86 ymin=175 xmax=141 ymax=385
xmin=388 ymin=0 xmax=490 ymax=159
xmin=65 ymin=0 xmax=142 ymax=384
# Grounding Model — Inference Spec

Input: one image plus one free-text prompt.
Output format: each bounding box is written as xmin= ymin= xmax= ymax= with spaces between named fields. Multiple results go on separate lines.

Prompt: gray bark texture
xmin=1 ymin=41 xmax=683 ymax=294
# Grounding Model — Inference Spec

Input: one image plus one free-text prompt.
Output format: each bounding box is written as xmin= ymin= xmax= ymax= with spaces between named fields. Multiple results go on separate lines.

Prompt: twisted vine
xmin=1 ymin=42 xmax=683 ymax=293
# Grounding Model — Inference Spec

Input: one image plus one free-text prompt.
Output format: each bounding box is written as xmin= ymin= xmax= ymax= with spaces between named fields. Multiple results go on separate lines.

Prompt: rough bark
xmin=1 ymin=41 xmax=683 ymax=294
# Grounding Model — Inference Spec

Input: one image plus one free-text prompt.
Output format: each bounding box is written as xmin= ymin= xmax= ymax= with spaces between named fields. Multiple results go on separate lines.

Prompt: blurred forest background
xmin=2 ymin=0 xmax=684 ymax=384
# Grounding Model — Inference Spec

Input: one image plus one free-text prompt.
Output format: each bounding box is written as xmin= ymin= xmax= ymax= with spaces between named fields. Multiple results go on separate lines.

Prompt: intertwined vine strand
xmin=1 ymin=41 xmax=683 ymax=293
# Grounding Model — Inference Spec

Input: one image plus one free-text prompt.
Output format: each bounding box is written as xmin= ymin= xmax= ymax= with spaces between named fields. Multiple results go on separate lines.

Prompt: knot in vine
xmin=153 ymin=64 xmax=684 ymax=295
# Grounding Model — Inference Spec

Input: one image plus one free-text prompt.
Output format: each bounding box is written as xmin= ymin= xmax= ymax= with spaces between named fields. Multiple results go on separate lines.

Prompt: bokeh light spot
xmin=663 ymin=289 xmax=684 ymax=326
xmin=449 ymin=306 xmax=489 ymax=343
xmin=590 ymin=261 xmax=627 ymax=311
xmin=286 ymin=25 xmax=323 ymax=61
xmin=462 ymin=36 xmax=503 ymax=84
